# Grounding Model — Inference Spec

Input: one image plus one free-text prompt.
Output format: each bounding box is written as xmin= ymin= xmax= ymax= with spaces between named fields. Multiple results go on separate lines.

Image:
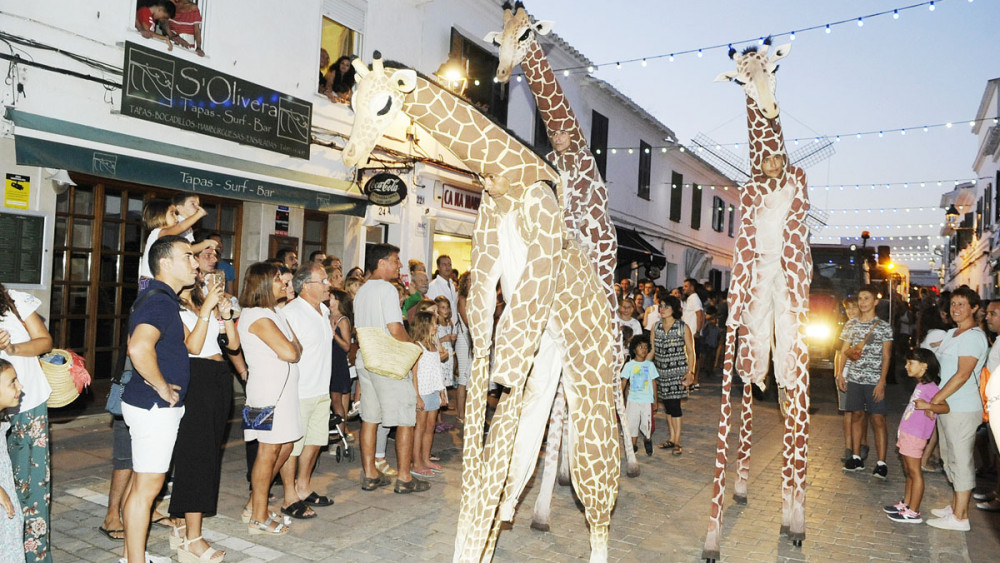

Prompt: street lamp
xmin=945 ymin=204 xmax=974 ymax=231
xmin=435 ymin=54 xmax=468 ymax=96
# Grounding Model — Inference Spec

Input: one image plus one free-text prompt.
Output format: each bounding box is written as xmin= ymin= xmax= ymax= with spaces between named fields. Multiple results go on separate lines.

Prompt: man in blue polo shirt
xmin=120 ymin=235 xmax=197 ymax=563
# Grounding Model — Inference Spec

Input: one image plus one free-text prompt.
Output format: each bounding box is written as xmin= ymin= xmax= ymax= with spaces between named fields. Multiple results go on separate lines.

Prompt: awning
xmin=7 ymin=109 xmax=368 ymax=216
xmin=616 ymin=226 xmax=667 ymax=269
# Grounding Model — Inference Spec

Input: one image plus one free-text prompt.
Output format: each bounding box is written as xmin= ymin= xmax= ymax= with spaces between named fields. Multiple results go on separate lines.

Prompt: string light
xmin=544 ymin=1 xmax=952 ymax=76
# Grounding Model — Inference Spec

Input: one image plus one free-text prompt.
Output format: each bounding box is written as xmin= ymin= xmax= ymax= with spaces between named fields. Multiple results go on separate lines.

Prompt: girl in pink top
xmin=885 ymin=348 xmax=949 ymax=523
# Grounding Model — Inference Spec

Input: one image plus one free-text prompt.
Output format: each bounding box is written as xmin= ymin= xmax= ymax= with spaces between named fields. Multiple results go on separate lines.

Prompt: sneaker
xmin=976 ymin=499 xmax=1000 ymax=512
xmin=347 ymin=401 xmax=361 ymax=419
xmin=888 ymin=508 xmax=923 ymax=524
xmin=841 ymin=448 xmax=853 ymax=463
xmin=119 ymin=553 xmax=171 ymax=563
xmin=633 ymin=444 xmax=639 ymax=453
xmin=926 ymin=513 xmax=970 ymax=531
xmin=972 ymin=491 xmax=995 ymax=501
xmin=393 ymin=478 xmax=431 ymax=494
xmin=883 ymin=501 xmax=907 ymax=514
xmin=930 ymin=505 xmax=953 ymax=518
xmin=843 ymin=456 xmax=864 ymax=472
xmin=859 ymin=444 xmax=870 ymax=462
xmin=644 ymin=438 xmax=653 ymax=456
xmin=873 ymin=462 xmax=888 ymax=480
xmin=374 ymin=458 xmax=398 ymax=477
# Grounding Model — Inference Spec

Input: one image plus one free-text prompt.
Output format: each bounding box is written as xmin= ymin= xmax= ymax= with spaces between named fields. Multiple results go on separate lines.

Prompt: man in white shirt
xmin=977 ymin=300 xmax=1000 ymax=511
xmin=426 ymin=254 xmax=458 ymax=324
xmin=279 ymin=262 xmax=335 ymax=517
xmin=682 ymin=278 xmax=705 ymax=389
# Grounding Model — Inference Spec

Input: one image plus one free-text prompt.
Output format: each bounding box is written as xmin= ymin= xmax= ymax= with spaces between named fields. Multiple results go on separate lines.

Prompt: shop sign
xmin=121 ymin=41 xmax=312 ymax=159
xmin=4 ymin=174 xmax=30 ymax=209
xmin=275 ymin=205 xmax=289 ymax=236
xmin=364 ymin=173 xmax=407 ymax=206
xmin=441 ymin=184 xmax=481 ymax=215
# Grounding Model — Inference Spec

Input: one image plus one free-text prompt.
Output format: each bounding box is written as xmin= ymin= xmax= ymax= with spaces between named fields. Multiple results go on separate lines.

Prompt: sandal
xmin=242 ymin=507 xmax=291 ymax=526
xmin=301 ymin=492 xmax=334 ymax=507
xmin=659 ymin=441 xmax=676 ymax=449
xmin=248 ymin=515 xmax=288 ymax=536
xmin=411 ymin=468 xmax=435 ymax=478
xmin=169 ymin=522 xmax=187 ymax=550
xmin=280 ymin=500 xmax=317 ymax=520
xmin=177 ymin=536 xmax=225 ymax=562
xmin=97 ymin=526 xmax=124 ymax=541
xmin=673 ymin=445 xmax=683 ymax=456
xmin=151 ymin=514 xmax=172 ymax=528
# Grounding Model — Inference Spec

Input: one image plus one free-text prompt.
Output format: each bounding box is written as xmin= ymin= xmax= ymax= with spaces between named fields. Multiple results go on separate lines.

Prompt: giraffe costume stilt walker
xmin=340 ymin=54 xmax=619 ymax=563
xmin=485 ymin=2 xmax=639 ymax=530
xmin=702 ymin=39 xmax=812 ymax=562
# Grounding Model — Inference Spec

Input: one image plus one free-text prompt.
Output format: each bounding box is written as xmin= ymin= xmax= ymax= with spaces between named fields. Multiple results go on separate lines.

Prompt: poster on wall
xmin=4 ymin=174 xmax=30 ymax=209
xmin=275 ymin=205 xmax=290 ymax=236
xmin=121 ymin=41 xmax=312 ymax=159
xmin=0 ymin=211 xmax=47 ymax=287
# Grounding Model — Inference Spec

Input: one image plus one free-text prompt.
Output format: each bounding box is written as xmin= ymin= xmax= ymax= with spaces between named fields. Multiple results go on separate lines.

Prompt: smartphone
xmin=206 ymin=272 xmax=225 ymax=289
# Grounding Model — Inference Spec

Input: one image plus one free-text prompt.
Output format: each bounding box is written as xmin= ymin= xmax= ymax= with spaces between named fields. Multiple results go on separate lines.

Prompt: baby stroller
xmin=329 ymin=412 xmax=354 ymax=462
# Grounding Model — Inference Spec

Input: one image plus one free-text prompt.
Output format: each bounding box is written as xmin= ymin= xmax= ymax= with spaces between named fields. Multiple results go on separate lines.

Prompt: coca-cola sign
xmin=363 ymin=173 xmax=407 ymax=206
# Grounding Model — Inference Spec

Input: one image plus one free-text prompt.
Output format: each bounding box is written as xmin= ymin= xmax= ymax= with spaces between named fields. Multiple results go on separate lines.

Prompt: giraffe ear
xmin=770 ymin=43 xmax=792 ymax=61
xmin=391 ymin=69 xmax=418 ymax=94
xmin=352 ymin=57 xmax=369 ymax=78
xmin=483 ymin=31 xmax=500 ymax=46
xmin=714 ymin=70 xmax=738 ymax=83
xmin=533 ymin=20 xmax=554 ymax=36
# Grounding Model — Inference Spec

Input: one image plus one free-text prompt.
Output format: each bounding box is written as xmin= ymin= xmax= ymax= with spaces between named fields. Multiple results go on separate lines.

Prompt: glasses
xmin=304 ymin=279 xmax=330 ymax=285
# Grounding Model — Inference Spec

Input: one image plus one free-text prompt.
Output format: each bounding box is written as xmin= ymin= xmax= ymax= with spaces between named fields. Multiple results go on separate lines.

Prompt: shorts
xmin=661 ymin=398 xmax=682 ymax=418
xmin=356 ymin=360 xmax=416 ymax=427
xmin=625 ymin=399 xmax=652 ymax=438
xmin=421 ymin=391 xmax=442 ymax=412
xmin=112 ymin=416 xmax=132 ymax=470
xmin=896 ymin=431 xmax=927 ymax=459
xmin=844 ymin=381 xmax=886 ymax=415
xmin=291 ymin=394 xmax=332 ymax=456
xmin=937 ymin=410 xmax=981 ymax=492
xmin=122 ymin=402 xmax=184 ymax=473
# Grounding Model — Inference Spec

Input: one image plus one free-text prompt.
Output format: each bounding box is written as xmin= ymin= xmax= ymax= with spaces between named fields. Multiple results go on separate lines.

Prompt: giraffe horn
xmin=728 ymin=46 xmax=737 ymax=59
xmin=351 ymin=57 xmax=368 ymax=78
xmin=372 ymin=51 xmax=384 ymax=73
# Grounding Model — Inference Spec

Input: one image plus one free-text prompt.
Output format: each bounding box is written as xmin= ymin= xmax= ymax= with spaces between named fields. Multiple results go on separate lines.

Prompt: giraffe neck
xmin=746 ymin=99 xmax=787 ymax=181
xmin=402 ymin=75 xmax=560 ymax=188
xmin=521 ymin=37 xmax=585 ymax=154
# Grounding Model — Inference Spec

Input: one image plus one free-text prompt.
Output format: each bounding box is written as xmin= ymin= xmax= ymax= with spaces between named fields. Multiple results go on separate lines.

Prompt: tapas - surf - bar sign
xmin=121 ymin=41 xmax=312 ymax=159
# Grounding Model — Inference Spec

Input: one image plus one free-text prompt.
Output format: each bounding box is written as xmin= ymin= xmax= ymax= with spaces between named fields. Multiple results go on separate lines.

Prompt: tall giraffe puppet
xmin=340 ymin=54 xmax=619 ymax=563
xmin=702 ymin=39 xmax=812 ymax=562
xmin=485 ymin=1 xmax=638 ymax=530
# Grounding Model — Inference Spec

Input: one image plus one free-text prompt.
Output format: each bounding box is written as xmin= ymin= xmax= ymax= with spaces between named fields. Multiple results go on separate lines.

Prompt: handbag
xmin=241 ymin=365 xmax=290 ymax=431
xmin=844 ymin=324 xmax=877 ymax=362
xmin=356 ymin=326 xmax=423 ymax=380
xmin=39 ymin=349 xmax=80 ymax=408
xmin=105 ymin=287 xmax=173 ymax=415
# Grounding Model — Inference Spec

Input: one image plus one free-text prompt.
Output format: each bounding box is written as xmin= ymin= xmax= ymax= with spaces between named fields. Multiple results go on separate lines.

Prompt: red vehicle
xmin=806 ymin=244 xmax=874 ymax=370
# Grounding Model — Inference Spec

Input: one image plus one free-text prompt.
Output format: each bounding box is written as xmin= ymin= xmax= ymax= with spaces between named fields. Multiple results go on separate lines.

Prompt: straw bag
xmin=356 ymin=327 xmax=422 ymax=380
xmin=40 ymin=349 xmax=80 ymax=408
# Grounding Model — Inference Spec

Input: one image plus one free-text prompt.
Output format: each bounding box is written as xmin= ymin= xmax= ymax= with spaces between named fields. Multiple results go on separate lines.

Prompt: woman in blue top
xmin=926 ymin=287 xmax=988 ymax=532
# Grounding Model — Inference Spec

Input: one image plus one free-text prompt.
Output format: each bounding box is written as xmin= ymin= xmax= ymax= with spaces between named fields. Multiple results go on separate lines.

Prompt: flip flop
xmin=429 ymin=455 xmax=441 ymax=462
xmin=280 ymin=500 xmax=317 ymax=520
xmin=301 ymin=492 xmax=334 ymax=507
xmin=672 ymin=446 xmax=683 ymax=456
xmin=151 ymin=515 xmax=171 ymax=528
xmin=98 ymin=526 xmax=124 ymax=541
xmin=659 ymin=441 xmax=676 ymax=449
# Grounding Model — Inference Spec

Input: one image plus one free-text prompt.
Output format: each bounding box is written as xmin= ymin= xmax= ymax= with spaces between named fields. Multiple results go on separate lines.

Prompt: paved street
xmin=47 ymin=371 xmax=998 ymax=562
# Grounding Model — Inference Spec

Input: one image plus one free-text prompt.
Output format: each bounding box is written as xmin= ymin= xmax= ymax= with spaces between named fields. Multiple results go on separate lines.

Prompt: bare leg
xmin=183 ymin=512 xmax=224 ymax=558
xmin=295 ymin=445 xmax=322 ymax=500
xmin=902 ymin=456 xmax=923 ymax=511
xmin=850 ymin=411 xmax=865 ymax=455
xmin=331 ymin=392 xmax=347 ymax=435
xmin=412 ymin=411 xmax=429 ymax=472
xmin=922 ymin=427 xmax=939 ymax=468
xmin=423 ymin=410 xmax=438 ymax=467
xmin=395 ymin=425 xmax=416 ymax=481
xmin=870 ymin=414 xmax=888 ymax=462
xmin=360 ymin=421 xmax=378 ymax=479
xmin=122 ymin=472 xmax=166 ymax=561
xmin=953 ymin=490 xmax=972 ymax=521
xmin=457 ymin=384 xmax=467 ymax=422
xmin=101 ymin=468 xmax=131 ymax=537
xmin=842 ymin=414 xmax=852 ymax=450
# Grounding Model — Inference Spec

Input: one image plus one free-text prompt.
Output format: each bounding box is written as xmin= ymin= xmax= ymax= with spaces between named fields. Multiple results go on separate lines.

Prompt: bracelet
xmin=225 ymin=345 xmax=243 ymax=356
xmin=221 ymin=315 xmax=233 ymax=321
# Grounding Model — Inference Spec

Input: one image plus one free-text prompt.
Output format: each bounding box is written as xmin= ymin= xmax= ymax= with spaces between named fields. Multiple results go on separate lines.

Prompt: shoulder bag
xmin=844 ymin=323 xmax=877 ymax=362
xmin=105 ymin=287 xmax=172 ymax=415
xmin=241 ymin=364 xmax=290 ymax=431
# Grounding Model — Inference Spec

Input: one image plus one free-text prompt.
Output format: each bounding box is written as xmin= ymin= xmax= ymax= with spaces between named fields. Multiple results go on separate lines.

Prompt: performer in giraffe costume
xmin=340 ymin=54 xmax=619 ymax=562
xmin=485 ymin=2 xmax=638 ymax=530
xmin=702 ymin=39 xmax=812 ymax=561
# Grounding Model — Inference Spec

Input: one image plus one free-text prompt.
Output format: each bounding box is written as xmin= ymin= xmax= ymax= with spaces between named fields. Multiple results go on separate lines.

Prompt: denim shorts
xmin=421 ymin=391 xmax=442 ymax=412
xmin=112 ymin=416 xmax=132 ymax=470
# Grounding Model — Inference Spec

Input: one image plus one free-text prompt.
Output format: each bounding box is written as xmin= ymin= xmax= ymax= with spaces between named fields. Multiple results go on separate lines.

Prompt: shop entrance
xmin=432 ymin=233 xmax=472 ymax=278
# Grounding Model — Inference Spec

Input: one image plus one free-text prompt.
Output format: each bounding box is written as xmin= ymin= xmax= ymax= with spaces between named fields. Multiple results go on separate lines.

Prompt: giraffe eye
xmin=733 ymin=78 xmax=746 ymax=86
xmin=369 ymin=93 xmax=393 ymax=117
xmin=376 ymin=97 xmax=392 ymax=116
xmin=492 ymin=37 xmax=501 ymax=47
xmin=518 ymin=29 xmax=531 ymax=42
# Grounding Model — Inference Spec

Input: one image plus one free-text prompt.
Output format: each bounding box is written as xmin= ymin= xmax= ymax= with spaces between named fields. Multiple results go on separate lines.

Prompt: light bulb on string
xmin=697 ymin=49 xmax=703 ymax=58
xmin=857 ymin=17 xmax=864 ymax=27
xmin=641 ymin=58 xmax=647 ymax=67
xmin=900 ymin=129 xmax=906 ymax=135
xmin=563 ymin=70 xmax=569 ymax=77
xmin=929 ymin=1 xmax=935 ymax=11
xmin=790 ymin=31 xmax=796 ymax=41
xmin=825 ymin=24 xmax=831 ymax=34
xmin=669 ymin=54 xmax=675 ymax=62
xmin=616 ymin=62 xmax=621 ymax=70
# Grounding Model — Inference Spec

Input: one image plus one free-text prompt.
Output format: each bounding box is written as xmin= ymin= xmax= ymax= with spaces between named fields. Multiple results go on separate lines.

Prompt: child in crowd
xmin=699 ymin=308 xmax=722 ymax=378
xmin=135 ymin=0 xmax=175 ymax=50
xmin=618 ymin=299 xmax=643 ymax=342
xmin=410 ymin=312 xmax=448 ymax=478
xmin=837 ymin=295 xmax=861 ymax=462
xmin=138 ymin=198 xmax=215 ymax=289
xmin=885 ymin=348 xmax=948 ymax=523
xmin=621 ymin=336 xmax=658 ymax=456
xmin=434 ymin=297 xmax=457 ymax=433
xmin=0 ymin=359 xmax=23 ymax=560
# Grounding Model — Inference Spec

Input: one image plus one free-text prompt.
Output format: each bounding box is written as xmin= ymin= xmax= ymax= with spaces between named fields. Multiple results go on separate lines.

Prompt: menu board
xmin=0 ymin=211 xmax=46 ymax=285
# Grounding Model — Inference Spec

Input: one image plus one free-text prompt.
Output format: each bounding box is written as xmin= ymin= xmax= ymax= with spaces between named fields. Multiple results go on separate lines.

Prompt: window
xmin=638 ymin=141 xmax=652 ymax=201
xmin=449 ymin=29 xmax=508 ymax=123
xmin=728 ymin=204 xmax=736 ymax=237
xmin=533 ymin=108 xmax=551 ymax=154
xmin=711 ymin=196 xmax=725 ymax=232
xmin=303 ymin=211 xmax=328 ymax=262
xmin=690 ymin=184 xmax=702 ymax=230
xmin=669 ymin=172 xmax=683 ymax=223
xmin=985 ymin=183 xmax=993 ymax=229
xmin=133 ymin=0 xmax=212 ymax=55
xmin=977 ymin=198 xmax=984 ymax=238
xmin=591 ymin=110 xmax=608 ymax=180
xmin=321 ymin=0 xmax=364 ymax=60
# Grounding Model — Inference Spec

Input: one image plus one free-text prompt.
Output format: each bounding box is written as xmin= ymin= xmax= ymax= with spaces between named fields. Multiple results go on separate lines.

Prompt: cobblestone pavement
xmin=48 ymin=371 xmax=997 ymax=562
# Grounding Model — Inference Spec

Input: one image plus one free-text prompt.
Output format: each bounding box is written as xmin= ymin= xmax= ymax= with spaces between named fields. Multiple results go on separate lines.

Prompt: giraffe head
xmin=715 ymin=38 xmax=790 ymax=120
xmin=341 ymin=52 xmax=418 ymax=168
xmin=484 ymin=1 xmax=554 ymax=84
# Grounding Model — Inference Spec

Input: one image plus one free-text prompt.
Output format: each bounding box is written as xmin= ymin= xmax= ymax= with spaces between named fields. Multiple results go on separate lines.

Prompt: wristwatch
xmin=199 ymin=315 xmax=211 ymax=323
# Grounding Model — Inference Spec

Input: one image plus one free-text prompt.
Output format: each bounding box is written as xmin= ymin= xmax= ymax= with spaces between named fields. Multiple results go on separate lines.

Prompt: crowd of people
xmin=135 ymin=1 xmax=205 ymax=57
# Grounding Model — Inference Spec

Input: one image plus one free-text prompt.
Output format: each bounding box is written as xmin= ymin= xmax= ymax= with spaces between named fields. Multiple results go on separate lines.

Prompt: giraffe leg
xmin=787 ymin=334 xmax=811 ymax=543
xmin=454 ymin=356 xmax=492 ymax=561
xmin=531 ymin=382 xmax=566 ymax=532
xmin=733 ymin=381 xmax=753 ymax=504
xmin=702 ymin=328 xmax=738 ymax=561
xmin=613 ymin=370 xmax=640 ymax=477
xmin=498 ymin=331 xmax=563 ymax=522
xmin=779 ymin=385 xmax=795 ymax=536
xmin=557 ymin=405 xmax=572 ymax=486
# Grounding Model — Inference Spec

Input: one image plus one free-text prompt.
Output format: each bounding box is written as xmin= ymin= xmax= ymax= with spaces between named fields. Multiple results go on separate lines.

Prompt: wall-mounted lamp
xmin=435 ymin=54 xmax=469 ymax=96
